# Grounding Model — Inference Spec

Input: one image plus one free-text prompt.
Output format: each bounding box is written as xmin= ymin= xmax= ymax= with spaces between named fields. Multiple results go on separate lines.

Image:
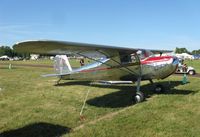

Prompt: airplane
xmin=13 ymin=40 xmax=179 ymax=103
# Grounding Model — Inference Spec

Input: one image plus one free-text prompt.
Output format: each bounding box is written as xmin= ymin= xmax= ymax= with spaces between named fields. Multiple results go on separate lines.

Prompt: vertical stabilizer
xmin=54 ymin=55 xmax=72 ymax=74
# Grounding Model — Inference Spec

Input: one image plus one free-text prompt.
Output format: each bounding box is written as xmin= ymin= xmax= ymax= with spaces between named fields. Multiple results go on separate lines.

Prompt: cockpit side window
xmin=119 ymin=52 xmax=138 ymax=64
xmin=120 ymin=54 xmax=131 ymax=63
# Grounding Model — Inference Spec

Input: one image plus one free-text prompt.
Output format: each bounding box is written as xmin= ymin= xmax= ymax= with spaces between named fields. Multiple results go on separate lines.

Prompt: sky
xmin=1 ymin=0 xmax=200 ymax=51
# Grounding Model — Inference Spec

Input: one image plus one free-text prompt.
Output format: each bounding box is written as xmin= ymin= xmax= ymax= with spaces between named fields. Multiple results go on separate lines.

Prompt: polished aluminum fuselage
xmin=140 ymin=56 xmax=178 ymax=80
xmin=60 ymin=55 xmax=179 ymax=81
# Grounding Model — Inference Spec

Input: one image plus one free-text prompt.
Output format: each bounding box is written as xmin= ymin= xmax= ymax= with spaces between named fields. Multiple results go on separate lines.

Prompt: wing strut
xmin=97 ymin=50 xmax=141 ymax=75
xmin=77 ymin=50 xmax=141 ymax=76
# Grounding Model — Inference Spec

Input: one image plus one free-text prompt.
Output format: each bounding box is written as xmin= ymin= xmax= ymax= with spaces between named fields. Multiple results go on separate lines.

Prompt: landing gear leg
xmin=56 ymin=77 xmax=62 ymax=85
xmin=134 ymin=77 xmax=144 ymax=103
xmin=149 ymin=79 xmax=165 ymax=93
xmin=149 ymin=79 xmax=153 ymax=84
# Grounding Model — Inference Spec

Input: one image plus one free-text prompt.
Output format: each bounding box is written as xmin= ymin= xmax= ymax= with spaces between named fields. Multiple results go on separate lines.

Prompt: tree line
xmin=175 ymin=47 xmax=200 ymax=54
xmin=0 ymin=46 xmax=29 ymax=58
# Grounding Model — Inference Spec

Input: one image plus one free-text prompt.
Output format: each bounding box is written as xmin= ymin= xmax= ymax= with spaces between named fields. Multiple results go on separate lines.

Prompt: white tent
xmin=30 ymin=54 xmax=39 ymax=60
xmin=0 ymin=55 xmax=10 ymax=60
xmin=176 ymin=53 xmax=194 ymax=60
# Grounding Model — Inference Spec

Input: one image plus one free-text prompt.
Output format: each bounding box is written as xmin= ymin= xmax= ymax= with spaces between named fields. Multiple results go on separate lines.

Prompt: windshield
xmin=137 ymin=50 xmax=154 ymax=60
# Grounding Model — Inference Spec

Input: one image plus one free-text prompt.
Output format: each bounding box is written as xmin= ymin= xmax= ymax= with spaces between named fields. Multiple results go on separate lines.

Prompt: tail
xmin=54 ymin=55 xmax=72 ymax=74
xmin=42 ymin=55 xmax=73 ymax=77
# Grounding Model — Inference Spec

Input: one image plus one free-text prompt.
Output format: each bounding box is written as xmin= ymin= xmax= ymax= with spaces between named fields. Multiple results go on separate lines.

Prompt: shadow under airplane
xmin=87 ymin=81 xmax=197 ymax=108
xmin=56 ymin=80 xmax=197 ymax=108
xmin=0 ymin=122 xmax=71 ymax=137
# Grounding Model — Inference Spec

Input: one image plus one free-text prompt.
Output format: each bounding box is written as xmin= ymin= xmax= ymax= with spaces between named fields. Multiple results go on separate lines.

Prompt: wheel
xmin=134 ymin=91 xmax=144 ymax=103
xmin=154 ymin=84 xmax=164 ymax=93
xmin=188 ymin=70 xmax=195 ymax=75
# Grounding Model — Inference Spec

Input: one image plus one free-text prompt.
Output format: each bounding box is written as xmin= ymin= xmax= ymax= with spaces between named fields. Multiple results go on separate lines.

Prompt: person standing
xmin=80 ymin=58 xmax=85 ymax=66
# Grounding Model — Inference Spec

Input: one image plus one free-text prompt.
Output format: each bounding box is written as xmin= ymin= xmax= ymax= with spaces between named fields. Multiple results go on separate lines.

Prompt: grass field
xmin=185 ymin=59 xmax=200 ymax=73
xmin=0 ymin=58 xmax=92 ymax=68
xmin=0 ymin=60 xmax=200 ymax=137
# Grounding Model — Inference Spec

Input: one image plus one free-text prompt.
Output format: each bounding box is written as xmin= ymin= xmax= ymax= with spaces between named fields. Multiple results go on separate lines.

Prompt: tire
xmin=155 ymin=84 xmax=164 ymax=93
xmin=188 ymin=70 xmax=195 ymax=75
xmin=135 ymin=91 xmax=144 ymax=103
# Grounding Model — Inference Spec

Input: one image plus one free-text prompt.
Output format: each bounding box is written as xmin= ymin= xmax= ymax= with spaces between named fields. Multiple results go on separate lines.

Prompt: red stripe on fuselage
xmin=141 ymin=56 xmax=173 ymax=65
xmin=80 ymin=56 xmax=173 ymax=73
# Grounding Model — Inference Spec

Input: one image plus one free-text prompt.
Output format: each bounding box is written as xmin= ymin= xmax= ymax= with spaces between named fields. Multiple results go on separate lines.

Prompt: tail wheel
xmin=155 ymin=84 xmax=164 ymax=93
xmin=135 ymin=91 xmax=144 ymax=103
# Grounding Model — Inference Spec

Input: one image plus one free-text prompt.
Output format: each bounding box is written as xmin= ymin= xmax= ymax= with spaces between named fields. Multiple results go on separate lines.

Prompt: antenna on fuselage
xmin=159 ymin=52 xmax=163 ymax=56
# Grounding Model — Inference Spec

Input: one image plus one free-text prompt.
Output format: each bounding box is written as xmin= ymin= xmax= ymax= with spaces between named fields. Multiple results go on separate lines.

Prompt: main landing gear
xmin=135 ymin=91 xmax=144 ymax=103
xmin=134 ymin=78 xmax=165 ymax=103
xmin=134 ymin=77 xmax=145 ymax=103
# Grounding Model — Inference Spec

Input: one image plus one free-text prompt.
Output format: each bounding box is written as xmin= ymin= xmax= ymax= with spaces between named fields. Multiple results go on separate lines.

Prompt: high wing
xmin=13 ymin=40 xmax=141 ymax=68
xmin=13 ymin=40 xmax=136 ymax=57
xmin=13 ymin=40 xmax=170 ymax=58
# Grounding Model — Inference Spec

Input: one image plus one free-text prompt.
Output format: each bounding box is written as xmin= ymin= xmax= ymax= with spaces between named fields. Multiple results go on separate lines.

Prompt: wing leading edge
xmin=13 ymin=40 xmax=139 ymax=58
xmin=13 ymin=40 xmax=172 ymax=57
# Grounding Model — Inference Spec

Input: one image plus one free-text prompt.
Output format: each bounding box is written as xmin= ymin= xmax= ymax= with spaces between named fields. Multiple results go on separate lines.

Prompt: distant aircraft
xmin=13 ymin=40 xmax=179 ymax=103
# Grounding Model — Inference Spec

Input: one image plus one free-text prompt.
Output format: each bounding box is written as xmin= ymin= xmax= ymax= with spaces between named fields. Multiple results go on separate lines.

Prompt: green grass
xmin=0 ymin=58 xmax=92 ymax=68
xmin=0 ymin=62 xmax=200 ymax=137
xmin=0 ymin=59 xmax=53 ymax=65
xmin=185 ymin=59 xmax=200 ymax=73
